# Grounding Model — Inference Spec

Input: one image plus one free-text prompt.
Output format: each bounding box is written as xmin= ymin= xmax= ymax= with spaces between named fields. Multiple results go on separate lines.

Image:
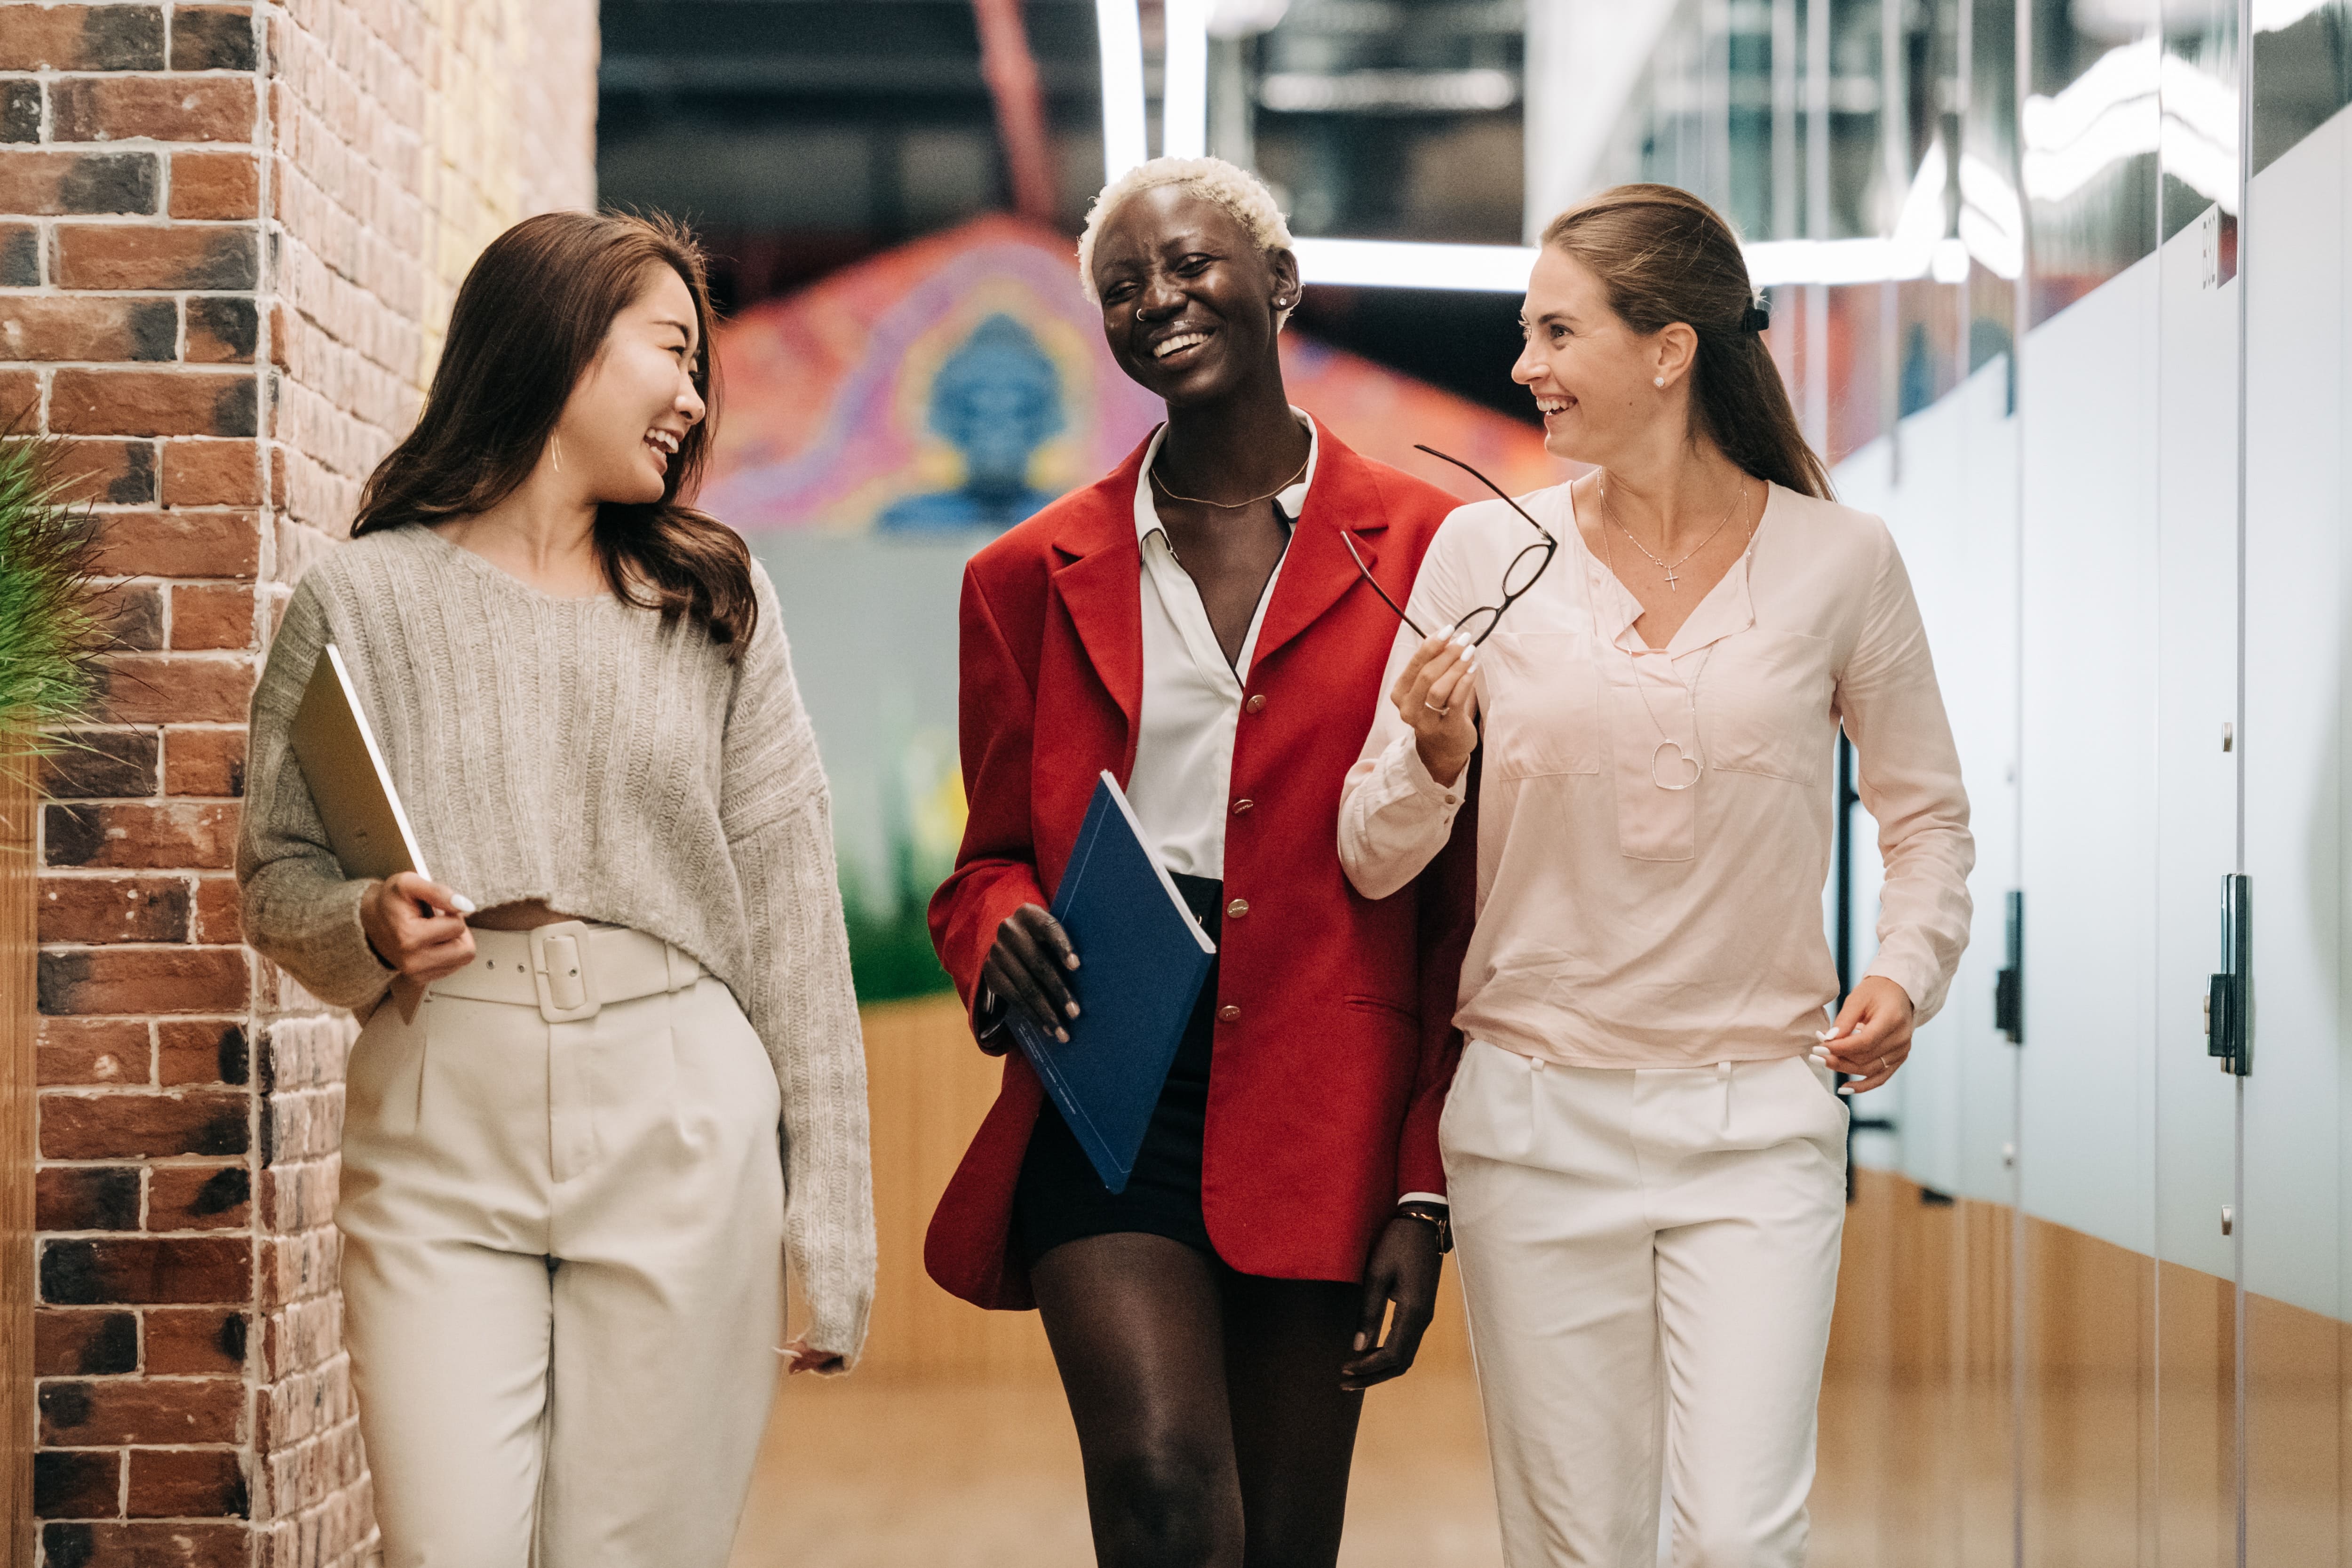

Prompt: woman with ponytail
xmin=1338 ymin=184 xmax=1973 ymax=1564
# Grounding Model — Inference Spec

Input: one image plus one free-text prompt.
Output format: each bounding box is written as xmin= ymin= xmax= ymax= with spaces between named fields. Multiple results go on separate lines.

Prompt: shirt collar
xmin=1134 ymin=409 xmax=1320 ymax=545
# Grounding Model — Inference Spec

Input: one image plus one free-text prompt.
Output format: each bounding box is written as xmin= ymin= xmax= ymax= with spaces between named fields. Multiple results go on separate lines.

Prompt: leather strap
xmin=431 ymin=921 xmax=701 ymax=1023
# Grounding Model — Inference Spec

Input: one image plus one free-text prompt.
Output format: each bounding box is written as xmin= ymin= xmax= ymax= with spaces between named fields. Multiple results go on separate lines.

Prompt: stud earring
xmin=1653 ymin=376 xmax=1666 ymax=388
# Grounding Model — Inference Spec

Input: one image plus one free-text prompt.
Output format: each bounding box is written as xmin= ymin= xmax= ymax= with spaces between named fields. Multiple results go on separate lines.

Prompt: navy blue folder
xmin=1006 ymin=772 xmax=1218 ymax=1193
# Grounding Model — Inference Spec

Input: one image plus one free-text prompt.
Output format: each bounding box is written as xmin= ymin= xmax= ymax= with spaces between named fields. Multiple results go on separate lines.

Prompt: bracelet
xmin=1394 ymin=1201 xmax=1453 ymax=1255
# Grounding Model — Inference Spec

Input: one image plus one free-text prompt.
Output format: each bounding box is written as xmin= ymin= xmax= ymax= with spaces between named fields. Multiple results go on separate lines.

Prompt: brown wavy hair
xmin=352 ymin=210 xmax=757 ymax=652
xmin=1542 ymin=184 xmax=1832 ymax=500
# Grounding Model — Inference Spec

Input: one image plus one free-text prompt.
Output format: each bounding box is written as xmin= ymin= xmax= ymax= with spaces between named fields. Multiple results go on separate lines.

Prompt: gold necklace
xmin=1150 ymin=446 xmax=1311 ymax=510
xmin=1599 ymin=473 xmax=1748 ymax=591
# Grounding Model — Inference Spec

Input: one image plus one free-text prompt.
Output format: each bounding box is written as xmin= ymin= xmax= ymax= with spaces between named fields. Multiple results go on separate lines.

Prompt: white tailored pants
xmin=337 ymin=971 xmax=785 ymax=1568
xmin=1442 ymin=1042 xmax=1848 ymax=1568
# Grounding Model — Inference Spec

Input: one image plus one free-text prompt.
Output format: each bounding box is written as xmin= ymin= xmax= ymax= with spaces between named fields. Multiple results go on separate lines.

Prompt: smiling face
xmin=1089 ymin=186 xmax=1297 ymax=408
xmin=1512 ymin=244 xmax=1695 ymax=470
xmin=550 ymin=264 xmax=708 ymax=505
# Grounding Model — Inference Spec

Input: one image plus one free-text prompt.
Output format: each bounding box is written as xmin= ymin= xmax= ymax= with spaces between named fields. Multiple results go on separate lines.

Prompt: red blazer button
xmin=1226 ymin=899 xmax=1249 ymax=919
xmin=1217 ymin=1003 xmax=1242 ymax=1023
xmin=1232 ymin=798 xmax=1254 ymax=814
xmin=1245 ymin=694 xmax=1267 ymax=714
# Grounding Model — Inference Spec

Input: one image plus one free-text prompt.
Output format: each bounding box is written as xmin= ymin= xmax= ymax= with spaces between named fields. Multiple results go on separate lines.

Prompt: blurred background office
xmin=593 ymin=1 xmax=2352 ymax=1562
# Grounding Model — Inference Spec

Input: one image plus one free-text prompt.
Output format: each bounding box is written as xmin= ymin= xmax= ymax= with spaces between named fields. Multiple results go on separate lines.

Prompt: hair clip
xmin=1740 ymin=304 xmax=1771 ymax=333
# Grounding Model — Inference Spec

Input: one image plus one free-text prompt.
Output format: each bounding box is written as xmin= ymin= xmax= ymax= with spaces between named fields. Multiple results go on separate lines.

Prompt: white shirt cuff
xmin=1398 ymin=1192 xmax=1448 ymax=1209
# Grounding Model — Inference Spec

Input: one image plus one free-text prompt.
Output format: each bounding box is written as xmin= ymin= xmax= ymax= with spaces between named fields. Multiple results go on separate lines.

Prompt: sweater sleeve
xmin=721 ymin=566 xmax=877 ymax=1367
xmin=1843 ymin=522 xmax=1976 ymax=1025
xmin=236 ymin=573 xmax=396 ymax=1013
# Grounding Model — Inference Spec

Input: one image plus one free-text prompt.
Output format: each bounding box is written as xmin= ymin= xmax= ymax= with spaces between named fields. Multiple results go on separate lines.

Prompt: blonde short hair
xmin=1076 ymin=156 xmax=1297 ymax=319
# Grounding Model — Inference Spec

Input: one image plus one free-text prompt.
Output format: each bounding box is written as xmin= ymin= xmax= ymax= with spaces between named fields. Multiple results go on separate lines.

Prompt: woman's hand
xmin=359 ymin=871 xmax=476 ymax=984
xmin=1391 ymin=628 xmax=1482 ymax=788
xmin=780 ymin=1335 xmax=845 ymax=1376
xmin=1339 ymin=1214 xmax=1442 ymax=1392
xmin=1812 ymin=976 xmax=1916 ymax=1095
xmin=982 ymin=904 xmax=1081 ymax=1043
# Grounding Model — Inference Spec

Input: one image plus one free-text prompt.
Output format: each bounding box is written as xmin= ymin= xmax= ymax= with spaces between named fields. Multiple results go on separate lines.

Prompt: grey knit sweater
xmin=238 ymin=525 xmax=874 ymax=1361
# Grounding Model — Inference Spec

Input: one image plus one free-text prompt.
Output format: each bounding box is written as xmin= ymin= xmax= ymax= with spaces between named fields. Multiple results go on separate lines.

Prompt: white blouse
xmin=1125 ymin=413 xmax=1318 ymax=878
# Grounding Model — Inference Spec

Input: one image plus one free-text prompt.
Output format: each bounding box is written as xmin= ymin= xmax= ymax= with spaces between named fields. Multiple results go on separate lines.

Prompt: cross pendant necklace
xmin=1599 ymin=475 xmax=1747 ymax=592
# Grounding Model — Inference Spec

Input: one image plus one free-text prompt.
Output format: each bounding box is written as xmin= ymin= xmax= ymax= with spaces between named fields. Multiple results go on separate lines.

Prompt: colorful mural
xmin=702 ymin=214 xmax=1565 ymax=997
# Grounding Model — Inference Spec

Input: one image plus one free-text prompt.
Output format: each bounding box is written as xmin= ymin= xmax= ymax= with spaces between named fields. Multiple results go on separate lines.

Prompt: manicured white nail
xmin=449 ymin=893 xmax=477 ymax=915
xmin=1817 ymin=1028 xmax=1840 ymax=1041
xmin=1437 ymin=623 xmax=1456 ymax=637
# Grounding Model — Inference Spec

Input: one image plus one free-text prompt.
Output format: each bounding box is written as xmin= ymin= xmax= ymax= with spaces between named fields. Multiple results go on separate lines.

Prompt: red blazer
xmin=924 ymin=421 xmax=1478 ymax=1310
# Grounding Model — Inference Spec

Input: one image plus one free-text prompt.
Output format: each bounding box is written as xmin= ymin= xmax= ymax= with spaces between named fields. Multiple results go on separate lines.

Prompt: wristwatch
xmin=1394 ymin=1200 xmax=1453 ymax=1254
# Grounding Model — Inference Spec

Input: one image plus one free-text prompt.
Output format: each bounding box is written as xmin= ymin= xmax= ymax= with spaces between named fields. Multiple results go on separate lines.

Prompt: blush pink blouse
xmin=1338 ymin=481 xmax=1974 ymax=1069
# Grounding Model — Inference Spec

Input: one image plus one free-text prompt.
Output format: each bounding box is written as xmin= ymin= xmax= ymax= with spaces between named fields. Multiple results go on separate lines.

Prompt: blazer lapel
xmin=1051 ymin=442 xmax=1148 ymax=742
xmin=1250 ymin=422 xmax=1391 ymax=672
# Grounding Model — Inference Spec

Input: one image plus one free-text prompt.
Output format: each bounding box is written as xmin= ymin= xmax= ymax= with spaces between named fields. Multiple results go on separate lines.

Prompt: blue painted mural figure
xmin=878 ymin=312 xmax=1066 ymax=532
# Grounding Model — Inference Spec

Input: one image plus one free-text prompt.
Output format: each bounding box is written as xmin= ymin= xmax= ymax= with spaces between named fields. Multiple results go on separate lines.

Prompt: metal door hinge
xmin=2207 ymin=872 xmax=2252 ymax=1075
xmin=1994 ymin=890 xmax=2023 ymax=1044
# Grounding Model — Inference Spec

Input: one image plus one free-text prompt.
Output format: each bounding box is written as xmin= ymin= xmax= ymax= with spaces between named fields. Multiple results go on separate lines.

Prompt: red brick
xmin=95 ymin=653 xmax=253 ymax=724
xmin=90 ymin=510 xmax=260 ymax=579
xmin=49 ymin=439 xmax=159 ymax=506
xmin=0 ymin=295 xmax=177 ymax=362
xmin=52 ymin=75 xmax=254 ymax=145
xmin=40 ymin=1375 xmax=243 ymax=1446
xmin=144 ymin=1307 xmax=245 ymax=1374
xmin=2 ymin=220 xmax=35 ymax=285
xmin=39 ymin=873 xmax=191 ymax=944
xmin=41 ymin=729 xmax=160 ymax=802
xmin=185 ymin=295 xmax=256 ymax=363
xmin=40 ymin=1521 xmax=246 ymax=1566
xmin=35 ymin=1309 xmax=139 ymax=1376
xmin=126 ymin=1447 xmax=247 ymax=1518
xmin=38 ymin=1017 xmax=149 ymax=1087
xmin=89 ymin=581 xmax=164 ymax=652
xmin=55 ymin=226 xmax=256 ymax=291
xmin=43 ymin=800 xmax=238 ymax=869
xmin=162 ymin=728 xmax=244 ymax=797
xmin=168 ymin=151 xmax=259 ymax=220
xmin=0 ymin=6 xmax=167 ymax=71
xmin=49 ymin=368 xmax=257 ymax=438
xmin=0 ymin=149 xmax=160 ymax=215
xmin=169 ymin=583 xmax=256 ymax=650
xmin=37 ymin=945 xmax=250 ymax=1015
xmin=170 ymin=8 xmax=256 ymax=71
xmin=158 ymin=1019 xmax=246 ymax=1087
xmin=41 ymin=1089 xmax=248 ymax=1159
xmin=40 ymin=1236 xmax=250 ymax=1308
xmin=191 ymin=876 xmax=240 ymax=944
xmin=148 ymin=1164 xmax=250 ymax=1231
xmin=34 ymin=1446 xmax=120 ymax=1519
xmin=158 ymin=440 xmax=259 ymax=506
xmin=0 ymin=366 xmax=38 ymax=422
xmin=37 ymin=1166 xmax=142 ymax=1231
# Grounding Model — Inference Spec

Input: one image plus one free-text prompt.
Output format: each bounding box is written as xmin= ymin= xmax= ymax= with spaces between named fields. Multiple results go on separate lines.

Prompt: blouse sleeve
xmin=1338 ymin=513 xmax=1479 ymax=900
xmin=720 ymin=565 xmax=877 ymax=1366
xmin=1841 ymin=523 xmax=1976 ymax=1025
xmin=236 ymin=573 xmax=396 ymax=1013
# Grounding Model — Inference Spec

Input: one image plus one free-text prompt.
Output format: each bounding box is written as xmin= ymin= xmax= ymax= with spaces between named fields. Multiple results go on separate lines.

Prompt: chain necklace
xmin=1149 ymin=444 xmax=1311 ymax=510
xmin=1598 ymin=472 xmax=1748 ymax=591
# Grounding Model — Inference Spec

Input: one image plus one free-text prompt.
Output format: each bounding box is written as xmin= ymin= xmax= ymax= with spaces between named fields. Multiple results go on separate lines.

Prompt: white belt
xmin=431 ymin=920 xmax=703 ymax=1024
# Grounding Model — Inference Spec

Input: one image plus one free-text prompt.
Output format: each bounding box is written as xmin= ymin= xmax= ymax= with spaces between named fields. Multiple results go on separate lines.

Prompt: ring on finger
xmin=1424 ymin=700 xmax=1449 ymax=716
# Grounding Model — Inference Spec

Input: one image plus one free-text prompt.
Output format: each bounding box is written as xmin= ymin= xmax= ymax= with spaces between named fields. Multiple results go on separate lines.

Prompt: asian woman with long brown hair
xmin=238 ymin=211 xmax=874 ymax=1568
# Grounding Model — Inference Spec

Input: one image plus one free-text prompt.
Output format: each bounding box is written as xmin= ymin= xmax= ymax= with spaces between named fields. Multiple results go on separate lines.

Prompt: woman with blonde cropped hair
xmin=1340 ymin=185 xmax=1974 ymax=1564
xmin=927 ymin=157 xmax=1476 ymax=1568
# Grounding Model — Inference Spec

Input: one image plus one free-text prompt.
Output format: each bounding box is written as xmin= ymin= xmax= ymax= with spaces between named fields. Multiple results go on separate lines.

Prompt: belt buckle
xmin=529 ymin=921 xmax=601 ymax=1023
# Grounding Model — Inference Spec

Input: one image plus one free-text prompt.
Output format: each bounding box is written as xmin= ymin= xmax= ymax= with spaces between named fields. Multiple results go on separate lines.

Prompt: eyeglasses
xmin=1343 ymin=445 xmax=1559 ymax=647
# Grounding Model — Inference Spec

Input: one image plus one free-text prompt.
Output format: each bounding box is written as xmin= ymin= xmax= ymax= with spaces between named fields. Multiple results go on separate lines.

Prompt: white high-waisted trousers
xmin=1441 ymin=1041 xmax=1849 ymax=1568
xmin=337 ymin=943 xmax=785 ymax=1568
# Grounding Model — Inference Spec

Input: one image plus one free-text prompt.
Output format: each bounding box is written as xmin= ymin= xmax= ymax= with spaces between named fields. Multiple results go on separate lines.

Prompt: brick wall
xmin=3 ymin=2 xmax=595 ymax=1562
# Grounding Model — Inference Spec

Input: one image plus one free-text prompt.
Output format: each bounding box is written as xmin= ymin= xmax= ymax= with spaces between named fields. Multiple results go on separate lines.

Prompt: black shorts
xmin=1013 ymin=873 xmax=1224 ymax=1267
